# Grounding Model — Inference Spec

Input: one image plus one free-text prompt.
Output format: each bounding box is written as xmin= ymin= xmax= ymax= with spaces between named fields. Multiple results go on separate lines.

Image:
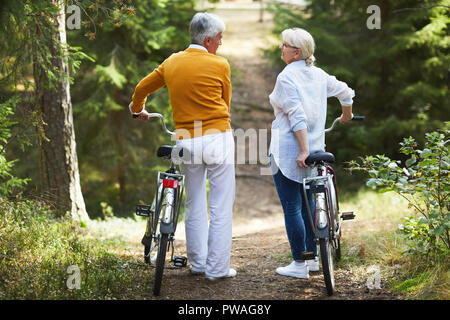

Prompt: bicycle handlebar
xmin=324 ymin=115 xmax=365 ymax=133
xmin=133 ymin=110 xmax=364 ymax=136
xmin=132 ymin=112 xmax=175 ymax=136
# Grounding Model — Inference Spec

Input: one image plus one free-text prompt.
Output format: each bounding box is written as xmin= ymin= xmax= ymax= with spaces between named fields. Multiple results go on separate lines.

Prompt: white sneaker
xmin=306 ymin=257 xmax=320 ymax=272
xmin=189 ymin=268 xmax=205 ymax=275
xmin=205 ymin=268 xmax=237 ymax=281
xmin=276 ymin=261 xmax=309 ymax=279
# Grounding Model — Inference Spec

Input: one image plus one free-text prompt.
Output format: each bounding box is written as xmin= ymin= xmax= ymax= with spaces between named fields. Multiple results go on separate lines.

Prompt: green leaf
xmin=420 ymin=148 xmax=433 ymax=158
xmin=405 ymin=156 xmax=417 ymax=167
xmin=367 ymin=178 xmax=383 ymax=187
xmin=433 ymin=225 xmax=446 ymax=236
xmin=94 ymin=63 xmax=126 ymax=89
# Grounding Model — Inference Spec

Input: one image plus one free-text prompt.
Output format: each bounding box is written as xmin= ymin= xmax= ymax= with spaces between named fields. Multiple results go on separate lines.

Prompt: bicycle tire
xmin=153 ymin=233 xmax=168 ymax=296
xmin=319 ymin=237 xmax=335 ymax=296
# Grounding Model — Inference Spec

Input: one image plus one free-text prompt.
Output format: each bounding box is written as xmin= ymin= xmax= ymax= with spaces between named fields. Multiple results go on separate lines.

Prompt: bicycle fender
xmin=160 ymin=222 xmax=174 ymax=234
xmin=316 ymin=227 xmax=329 ymax=239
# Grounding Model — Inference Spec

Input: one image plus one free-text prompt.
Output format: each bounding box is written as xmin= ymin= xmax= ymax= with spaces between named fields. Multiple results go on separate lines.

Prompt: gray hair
xmin=189 ymin=12 xmax=226 ymax=45
xmin=282 ymin=28 xmax=316 ymax=66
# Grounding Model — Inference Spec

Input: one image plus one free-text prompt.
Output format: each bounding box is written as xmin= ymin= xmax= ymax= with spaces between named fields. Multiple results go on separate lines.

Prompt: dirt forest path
xmin=132 ymin=4 xmax=400 ymax=300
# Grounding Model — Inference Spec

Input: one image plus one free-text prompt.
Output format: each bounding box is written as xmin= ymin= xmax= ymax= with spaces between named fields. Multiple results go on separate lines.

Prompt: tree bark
xmin=33 ymin=1 xmax=89 ymax=221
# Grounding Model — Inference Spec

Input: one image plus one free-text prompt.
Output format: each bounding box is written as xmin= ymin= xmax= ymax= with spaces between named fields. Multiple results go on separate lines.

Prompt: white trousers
xmin=177 ymin=131 xmax=235 ymax=278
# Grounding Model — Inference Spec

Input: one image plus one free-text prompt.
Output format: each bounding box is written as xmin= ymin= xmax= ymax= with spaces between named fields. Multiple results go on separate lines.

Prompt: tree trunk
xmin=33 ymin=1 xmax=89 ymax=222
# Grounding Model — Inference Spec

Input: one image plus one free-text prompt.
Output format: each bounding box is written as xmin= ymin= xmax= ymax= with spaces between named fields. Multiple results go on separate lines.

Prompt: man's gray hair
xmin=189 ymin=12 xmax=226 ymax=45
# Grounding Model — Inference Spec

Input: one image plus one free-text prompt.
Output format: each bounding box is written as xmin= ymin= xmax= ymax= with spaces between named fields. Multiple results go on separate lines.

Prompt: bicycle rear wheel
xmin=153 ymin=233 xmax=168 ymax=296
xmin=319 ymin=237 xmax=335 ymax=296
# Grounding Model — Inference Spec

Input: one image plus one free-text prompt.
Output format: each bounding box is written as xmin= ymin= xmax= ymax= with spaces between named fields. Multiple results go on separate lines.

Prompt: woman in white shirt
xmin=269 ymin=28 xmax=355 ymax=279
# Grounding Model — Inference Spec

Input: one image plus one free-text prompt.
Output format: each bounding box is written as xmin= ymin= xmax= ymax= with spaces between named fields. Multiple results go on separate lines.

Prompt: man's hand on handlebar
xmin=134 ymin=110 xmax=149 ymax=121
xmin=129 ymin=102 xmax=149 ymax=121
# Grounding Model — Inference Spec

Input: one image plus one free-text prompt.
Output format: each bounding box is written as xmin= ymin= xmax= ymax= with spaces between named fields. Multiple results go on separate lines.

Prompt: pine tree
xmin=0 ymin=0 xmax=133 ymax=220
xmin=68 ymin=0 xmax=196 ymax=215
xmin=268 ymin=0 xmax=449 ymax=162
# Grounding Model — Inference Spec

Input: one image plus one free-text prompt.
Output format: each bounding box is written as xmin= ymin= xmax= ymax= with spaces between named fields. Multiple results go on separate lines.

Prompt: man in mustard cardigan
xmin=129 ymin=12 xmax=236 ymax=281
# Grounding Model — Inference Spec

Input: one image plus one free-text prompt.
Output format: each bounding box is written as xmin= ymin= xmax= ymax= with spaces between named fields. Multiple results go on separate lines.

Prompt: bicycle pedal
xmin=301 ymin=252 xmax=317 ymax=260
xmin=136 ymin=204 xmax=153 ymax=217
xmin=342 ymin=211 xmax=355 ymax=220
xmin=173 ymin=256 xmax=187 ymax=268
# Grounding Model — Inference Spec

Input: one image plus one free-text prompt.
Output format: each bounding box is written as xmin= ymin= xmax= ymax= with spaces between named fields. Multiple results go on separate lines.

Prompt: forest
xmin=0 ymin=0 xmax=448 ymax=301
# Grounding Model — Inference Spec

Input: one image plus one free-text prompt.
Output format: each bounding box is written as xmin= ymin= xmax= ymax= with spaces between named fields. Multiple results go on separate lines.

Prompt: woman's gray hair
xmin=282 ymin=28 xmax=316 ymax=66
xmin=189 ymin=12 xmax=226 ymax=45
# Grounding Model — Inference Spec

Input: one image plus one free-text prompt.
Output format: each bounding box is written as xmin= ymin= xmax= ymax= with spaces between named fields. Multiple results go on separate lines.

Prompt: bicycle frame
xmin=138 ymin=112 xmax=185 ymax=257
xmin=299 ymin=115 xmax=364 ymax=296
xmin=301 ymin=116 xmax=361 ymax=242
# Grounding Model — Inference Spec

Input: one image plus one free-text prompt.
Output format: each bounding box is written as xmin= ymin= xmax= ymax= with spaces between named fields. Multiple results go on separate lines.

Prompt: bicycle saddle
xmin=305 ymin=151 xmax=335 ymax=165
xmin=157 ymin=145 xmax=184 ymax=158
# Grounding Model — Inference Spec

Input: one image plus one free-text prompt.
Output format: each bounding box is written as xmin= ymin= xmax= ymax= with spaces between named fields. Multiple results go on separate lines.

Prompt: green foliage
xmin=100 ymin=201 xmax=115 ymax=220
xmin=350 ymin=123 xmax=450 ymax=256
xmin=0 ymin=97 xmax=29 ymax=197
xmin=391 ymin=253 xmax=449 ymax=299
xmin=1 ymin=0 xmax=196 ymax=217
xmin=0 ymin=199 xmax=138 ymax=299
xmin=267 ymin=0 xmax=449 ymax=171
xmin=67 ymin=0 xmax=197 ymax=216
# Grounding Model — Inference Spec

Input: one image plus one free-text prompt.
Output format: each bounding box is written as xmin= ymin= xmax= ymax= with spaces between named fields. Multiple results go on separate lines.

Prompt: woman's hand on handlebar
xmin=339 ymin=105 xmax=353 ymax=124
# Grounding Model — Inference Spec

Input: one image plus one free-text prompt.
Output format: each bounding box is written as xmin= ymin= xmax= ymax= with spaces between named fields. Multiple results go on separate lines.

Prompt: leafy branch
xmin=348 ymin=122 xmax=450 ymax=256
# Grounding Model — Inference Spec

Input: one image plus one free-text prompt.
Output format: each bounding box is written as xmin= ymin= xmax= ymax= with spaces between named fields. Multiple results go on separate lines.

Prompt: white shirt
xmin=188 ymin=44 xmax=208 ymax=52
xmin=268 ymin=60 xmax=355 ymax=183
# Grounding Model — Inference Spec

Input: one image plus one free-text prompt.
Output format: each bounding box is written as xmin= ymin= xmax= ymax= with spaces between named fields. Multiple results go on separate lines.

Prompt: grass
xmin=1 ymin=189 xmax=448 ymax=299
xmin=0 ymin=198 xmax=151 ymax=299
xmin=337 ymin=189 xmax=449 ymax=299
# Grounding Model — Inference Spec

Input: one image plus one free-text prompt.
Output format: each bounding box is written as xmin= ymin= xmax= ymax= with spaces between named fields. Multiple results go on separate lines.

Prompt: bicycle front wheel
xmin=153 ymin=233 xmax=169 ymax=296
xmin=319 ymin=237 xmax=335 ymax=296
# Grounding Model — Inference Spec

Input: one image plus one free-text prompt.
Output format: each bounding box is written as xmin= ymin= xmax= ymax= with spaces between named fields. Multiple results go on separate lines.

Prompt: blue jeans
xmin=272 ymin=167 xmax=317 ymax=261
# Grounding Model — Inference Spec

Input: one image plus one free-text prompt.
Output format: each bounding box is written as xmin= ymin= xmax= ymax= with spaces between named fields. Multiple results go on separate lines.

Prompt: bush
xmin=0 ymin=199 xmax=137 ymax=299
xmin=350 ymin=123 xmax=449 ymax=257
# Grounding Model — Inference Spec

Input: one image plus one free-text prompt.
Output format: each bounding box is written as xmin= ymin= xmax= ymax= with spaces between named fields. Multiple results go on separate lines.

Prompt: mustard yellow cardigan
xmin=131 ymin=48 xmax=232 ymax=138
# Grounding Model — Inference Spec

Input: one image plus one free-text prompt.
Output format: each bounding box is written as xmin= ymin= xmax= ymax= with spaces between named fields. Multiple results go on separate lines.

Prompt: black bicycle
xmin=133 ymin=112 xmax=186 ymax=296
xmin=302 ymin=115 xmax=364 ymax=296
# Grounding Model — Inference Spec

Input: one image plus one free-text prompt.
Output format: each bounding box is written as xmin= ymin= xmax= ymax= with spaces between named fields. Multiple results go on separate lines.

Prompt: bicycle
xmin=133 ymin=112 xmax=187 ymax=296
xmin=301 ymin=115 xmax=365 ymax=296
